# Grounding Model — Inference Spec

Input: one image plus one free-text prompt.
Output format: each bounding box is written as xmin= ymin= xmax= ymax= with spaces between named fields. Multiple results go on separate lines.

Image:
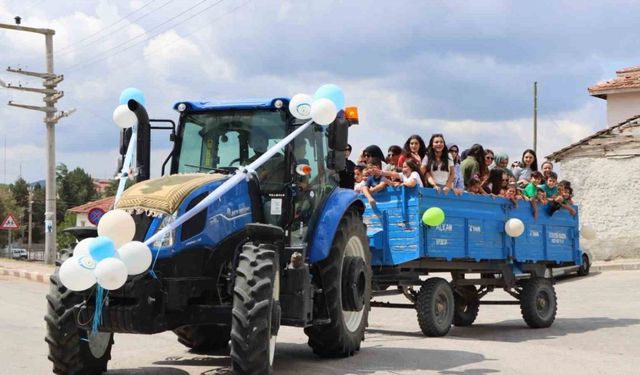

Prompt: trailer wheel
xmin=453 ymin=285 xmax=479 ymax=327
xmin=577 ymin=254 xmax=590 ymax=276
xmin=304 ymin=208 xmax=371 ymax=358
xmin=520 ymin=277 xmax=557 ymax=328
xmin=45 ymin=264 xmax=114 ymax=375
xmin=416 ymin=277 xmax=454 ymax=337
xmin=174 ymin=324 xmax=231 ymax=351
xmin=230 ymin=243 xmax=280 ymax=375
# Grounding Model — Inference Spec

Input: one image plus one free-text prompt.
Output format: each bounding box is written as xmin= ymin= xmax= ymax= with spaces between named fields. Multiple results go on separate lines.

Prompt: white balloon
xmin=98 ymin=209 xmax=136 ymax=249
xmin=95 ymin=257 xmax=128 ymax=290
xmin=112 ymin=104 xmax=137 ymax=129
xmin=288 ymin=94 xmax=313 ymax=120
xmin=117 ymin=241 xmax=152 ymax=275
xmin=581 ymin=225 xmax=597 ymax=240
xmin=505 ymin=218 xmax=525 ymax=237
xmin=72 ymin=238 xmax=94 ymax=258
xmin=310 ymin=98 xmax=338 ymax=125
xmin=59 ymin=256 xmax=97 ymax=291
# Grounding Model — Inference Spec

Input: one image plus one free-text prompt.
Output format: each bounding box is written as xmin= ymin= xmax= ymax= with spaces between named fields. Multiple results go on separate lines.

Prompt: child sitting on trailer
xmin=522 ymin=171 xmax=544 ymax=200
xmin=380 ymin=159 xmax=424 ymax=188
xmin=540 ymin=171 xmax=560 ymax=199
xmin=466 ymin=177 xmax=484 ymax=195
xmin=548 ymin=184 xmax=577 ymax=216
xmin=504 ymin=183 xmax=519 ymax=208
xmin=353 ymin=164 xmax=366 ymax=193
xmin=362 ymin=157 xmax=387 ymax=207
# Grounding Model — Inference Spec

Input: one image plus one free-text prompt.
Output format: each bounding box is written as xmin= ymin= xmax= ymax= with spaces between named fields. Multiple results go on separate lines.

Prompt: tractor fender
xmin=307 ymin=188 xmax=365 ymax=263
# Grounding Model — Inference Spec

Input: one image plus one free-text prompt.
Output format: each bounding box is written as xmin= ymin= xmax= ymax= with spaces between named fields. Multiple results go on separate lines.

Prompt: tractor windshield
xmin=177 ymin=109 xmax=288 ymax=173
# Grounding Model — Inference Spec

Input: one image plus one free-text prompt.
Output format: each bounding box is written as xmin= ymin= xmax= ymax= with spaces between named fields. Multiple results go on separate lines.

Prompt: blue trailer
xmin=364 ymin=186 xmax=582 ymax=336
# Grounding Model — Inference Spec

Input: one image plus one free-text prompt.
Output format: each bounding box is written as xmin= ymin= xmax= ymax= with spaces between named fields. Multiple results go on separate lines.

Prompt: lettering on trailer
xmin=469 ymin=225 xmax=482 ymax=233
xmin=529 ymin=230 xmax=540 ymax=237
xmin=435 ymin=239 xmax=448 ymax=246
xmin=548 ymin=231 xmax=567 ymax=244
xmin=435 ymin=223 xmax=453 ymax=232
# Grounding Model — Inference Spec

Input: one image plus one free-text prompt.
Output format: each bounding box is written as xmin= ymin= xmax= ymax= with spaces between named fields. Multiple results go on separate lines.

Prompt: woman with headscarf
xmin=493 ymin=152 xmax=514 ymax=178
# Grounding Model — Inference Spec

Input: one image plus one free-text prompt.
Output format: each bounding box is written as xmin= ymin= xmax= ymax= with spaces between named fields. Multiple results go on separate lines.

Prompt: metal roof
xmin=546 ymin=115 xmax=640 ymax=161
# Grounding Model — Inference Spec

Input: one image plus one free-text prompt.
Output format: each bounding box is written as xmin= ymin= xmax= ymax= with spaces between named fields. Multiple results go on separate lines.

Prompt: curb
xmin=591 ymin=263 xmax=640 ymax=272
xmin=0 ymin=266 xmax=52 ymax=284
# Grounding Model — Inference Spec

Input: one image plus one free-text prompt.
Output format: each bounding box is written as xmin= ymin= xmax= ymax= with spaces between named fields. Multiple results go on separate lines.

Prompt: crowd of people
xmin=345 ymin=134 xmax=576 ymax=218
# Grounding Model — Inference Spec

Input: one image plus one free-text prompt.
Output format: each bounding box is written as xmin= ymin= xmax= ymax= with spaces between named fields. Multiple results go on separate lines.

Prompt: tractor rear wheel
xmin=45 ymin=267 xmax=114 ymax=375
xmin=174 ymin=324 xmax=231 ymax=352
xmin=304 ymin=208 xmax=371 ymax=358
xmin=230 ymin=243 xmax=280 ymax=375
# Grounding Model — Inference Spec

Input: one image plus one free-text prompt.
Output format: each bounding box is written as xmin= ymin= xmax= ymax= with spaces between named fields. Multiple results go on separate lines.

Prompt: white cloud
xmin=1 ymin=0 xmax=638 ymax=185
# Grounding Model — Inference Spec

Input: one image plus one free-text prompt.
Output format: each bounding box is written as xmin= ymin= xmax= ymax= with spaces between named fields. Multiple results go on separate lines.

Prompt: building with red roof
xmin=67 ymin=196 xmax=115 ymax=227
xmin=588 ymin=66 xmax=640 ymax=127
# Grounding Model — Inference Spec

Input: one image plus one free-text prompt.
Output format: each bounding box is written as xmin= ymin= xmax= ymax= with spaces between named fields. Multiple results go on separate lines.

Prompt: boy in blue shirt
xmin=540 ymin=171 xmax=559 ymax=199
xmin=362 ymin=157 xmax=387 ymax=207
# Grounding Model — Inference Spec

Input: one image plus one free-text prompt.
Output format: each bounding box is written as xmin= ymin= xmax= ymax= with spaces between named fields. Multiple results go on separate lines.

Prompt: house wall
xmin=74 ymin=213 xmax=95 ymax=227
xmin=558 ymin=156 xmax=640 ymax=260
xmin=607 ymin=91 xmax=640 ymax=127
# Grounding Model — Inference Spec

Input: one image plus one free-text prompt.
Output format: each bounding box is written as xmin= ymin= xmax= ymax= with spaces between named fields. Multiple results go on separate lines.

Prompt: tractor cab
xmin=167 ymin=98 xmax=349 ymax=246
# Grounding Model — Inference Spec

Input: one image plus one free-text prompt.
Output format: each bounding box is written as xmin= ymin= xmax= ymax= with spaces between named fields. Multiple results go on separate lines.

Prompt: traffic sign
xmin=88 ymin=207 xmax=105 ymax=226
xmin=0 ymin=214 xmax=19 ymax=230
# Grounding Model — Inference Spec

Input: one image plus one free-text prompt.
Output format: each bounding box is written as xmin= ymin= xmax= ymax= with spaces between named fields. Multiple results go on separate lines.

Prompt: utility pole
xmin=27 ymin=188 xmax=33 ymax=258
xmin=533 ymin=81 xmax=538 ymax=154
xmin=0 ymin=21 xmax=75 ymax=265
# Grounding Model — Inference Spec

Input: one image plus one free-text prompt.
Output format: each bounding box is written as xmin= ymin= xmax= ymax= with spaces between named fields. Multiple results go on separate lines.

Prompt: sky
xmin=1 ymin=0 xmax=639 ymax=184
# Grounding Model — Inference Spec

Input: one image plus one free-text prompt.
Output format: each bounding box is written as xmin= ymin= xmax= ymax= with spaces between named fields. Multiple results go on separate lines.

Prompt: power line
xmin=58 ymin=0 xmax=173 ymax=56
xmin=57 ymin=0 xmax=159 ymax=54
xmin=141 ymin=0 xmax=251 ymax=59
xmin=65 ymin=0 xmax=226 ymax=72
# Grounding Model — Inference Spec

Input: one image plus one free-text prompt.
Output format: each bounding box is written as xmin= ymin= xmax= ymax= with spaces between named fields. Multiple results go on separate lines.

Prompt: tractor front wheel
xmin=230 ymin=243 xmax=280 ymax=375
xmin=45 ymin=268 xmax=114 ymax=375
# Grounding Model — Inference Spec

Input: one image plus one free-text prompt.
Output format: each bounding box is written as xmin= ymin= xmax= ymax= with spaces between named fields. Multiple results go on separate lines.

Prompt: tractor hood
xmin=116 ymin=173 xmax=227 ymax=216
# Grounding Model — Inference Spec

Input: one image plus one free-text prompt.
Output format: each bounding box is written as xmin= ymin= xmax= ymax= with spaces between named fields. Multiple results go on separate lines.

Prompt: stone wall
xmin=558 ymin=156 xmax=640 ymax=260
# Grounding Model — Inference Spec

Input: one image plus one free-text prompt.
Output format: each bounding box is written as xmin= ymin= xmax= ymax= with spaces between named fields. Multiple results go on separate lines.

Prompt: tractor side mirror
xmin=327 ymin=115 xmax=349 ymax=171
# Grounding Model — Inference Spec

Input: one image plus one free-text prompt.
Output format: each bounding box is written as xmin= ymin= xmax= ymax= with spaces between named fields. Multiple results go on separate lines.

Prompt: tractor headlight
xmin=153 ymin=212 xmax=177 ymax=249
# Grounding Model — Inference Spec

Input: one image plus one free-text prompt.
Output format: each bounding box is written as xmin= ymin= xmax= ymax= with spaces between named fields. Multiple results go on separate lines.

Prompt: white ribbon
xmin=114 ymin=124 xmax=138 ymax=205
xmin=144 ymin=119 xmax=314 ymax=246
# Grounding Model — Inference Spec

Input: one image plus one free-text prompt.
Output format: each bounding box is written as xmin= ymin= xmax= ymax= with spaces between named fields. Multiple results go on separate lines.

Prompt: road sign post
xmin=1 ymin=214 xmax=20 ymax=256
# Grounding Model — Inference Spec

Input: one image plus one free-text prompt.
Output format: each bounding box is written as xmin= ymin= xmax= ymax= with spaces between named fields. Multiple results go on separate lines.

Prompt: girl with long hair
xmin=397 ymin=134 xmax=427 ymax=167
xmin=422 ymin=133 xmax=454 ymax=192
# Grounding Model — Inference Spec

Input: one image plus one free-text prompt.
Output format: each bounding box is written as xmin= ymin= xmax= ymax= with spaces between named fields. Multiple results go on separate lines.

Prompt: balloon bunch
xmin=112 ymin=87 xmax=146 ymax=129
xmin=59 ymin=209 xmax=152 ymax=291
xmin=289 ymin=84 xmax=345 ymax=125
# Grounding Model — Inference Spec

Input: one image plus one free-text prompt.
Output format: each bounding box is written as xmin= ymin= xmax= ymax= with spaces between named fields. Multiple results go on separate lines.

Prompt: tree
xmin=0 ymin=186 xmax=19 ymax=247
xmin=57 ymin=163 xmax=98 ymax=209
xmin=10 ymin=177 xmax=29 ymax=208
xmin=103 ymin=178 xmax=131 ymax=198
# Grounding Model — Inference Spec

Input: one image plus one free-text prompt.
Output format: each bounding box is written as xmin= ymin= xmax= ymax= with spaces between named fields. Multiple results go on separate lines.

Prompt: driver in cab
xmin=246 ymin=132 xmax=285 ymax=188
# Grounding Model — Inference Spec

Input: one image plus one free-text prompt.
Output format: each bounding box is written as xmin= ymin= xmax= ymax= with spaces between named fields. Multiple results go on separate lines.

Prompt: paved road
xmin=1 ymin=271 xmax=639 ymax=375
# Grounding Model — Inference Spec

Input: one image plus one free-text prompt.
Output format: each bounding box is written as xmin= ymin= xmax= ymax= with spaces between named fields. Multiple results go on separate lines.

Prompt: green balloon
xmin=422 ymin=207 xmax=445 ymax=226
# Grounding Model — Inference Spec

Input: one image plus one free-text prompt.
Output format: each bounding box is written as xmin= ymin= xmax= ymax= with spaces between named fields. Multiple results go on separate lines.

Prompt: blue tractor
xmin=45 ymin=98 xmax=371 ymax=374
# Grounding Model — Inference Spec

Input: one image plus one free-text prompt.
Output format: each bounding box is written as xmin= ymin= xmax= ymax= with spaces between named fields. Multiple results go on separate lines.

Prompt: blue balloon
xmin=119 ymin=87 xmax=146 ymax=106
xmin=314 ymin=84 xmax=345 ymax=110
xmin=89 ymin=236 xmax=116 ymax=262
